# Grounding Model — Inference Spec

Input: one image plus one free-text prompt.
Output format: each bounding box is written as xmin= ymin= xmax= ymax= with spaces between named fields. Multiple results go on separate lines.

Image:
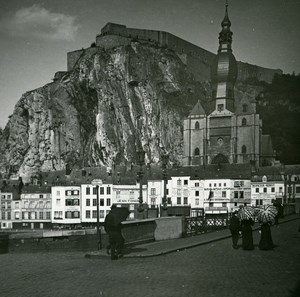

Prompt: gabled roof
xmin=189 ymin=100 xmax=206 ymax=117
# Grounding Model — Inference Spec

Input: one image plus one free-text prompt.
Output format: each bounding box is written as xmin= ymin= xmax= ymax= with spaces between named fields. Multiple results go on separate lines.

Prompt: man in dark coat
xmin=229 ymin=211 xmax=240 ymax=249
xmin=104 ymin=205 xmax=125 ymax=260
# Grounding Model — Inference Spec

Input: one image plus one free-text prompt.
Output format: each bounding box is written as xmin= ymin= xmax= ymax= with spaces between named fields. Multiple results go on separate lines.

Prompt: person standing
xmin=259 ymin=221 xmax=274 ymax=250
xmin=241 ymin=218 xmax=254 ymax=250
xmin=104 ymin=205 xmax=125 ymax=260
xmin=229 ymin=211 xmax=240 ymax=249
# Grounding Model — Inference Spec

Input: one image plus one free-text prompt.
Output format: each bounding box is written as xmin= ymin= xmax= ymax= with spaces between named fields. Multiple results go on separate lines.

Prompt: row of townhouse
xmin=1 ymin=164 xmax=299 ymax=229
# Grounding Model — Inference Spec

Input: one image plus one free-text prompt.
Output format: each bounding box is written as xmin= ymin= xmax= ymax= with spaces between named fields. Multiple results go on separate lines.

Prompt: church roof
xmin=189 ymin=100 xmax=206 ymax=117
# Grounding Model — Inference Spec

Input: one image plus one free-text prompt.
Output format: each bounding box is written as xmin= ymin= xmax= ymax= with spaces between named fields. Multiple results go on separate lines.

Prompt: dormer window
xmin=194 ymin=147 xmax=200 ymax=156
xmin=242 ymin=104 xmax=248 ymax=112
xmin=262 ymin=175 xmax=267 ymax=183
xmin=195 ymin=121 xmax=200 ymax=129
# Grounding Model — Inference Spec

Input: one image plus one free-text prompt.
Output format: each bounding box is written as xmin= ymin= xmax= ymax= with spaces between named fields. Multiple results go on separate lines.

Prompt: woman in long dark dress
xmin=241 ymin=218 xmax=254 ymax=250
xmin=259 ymin=221 xmax=274 ymax=250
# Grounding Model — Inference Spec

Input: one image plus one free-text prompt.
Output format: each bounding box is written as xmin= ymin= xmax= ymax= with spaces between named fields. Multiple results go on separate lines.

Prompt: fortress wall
xmin=69 ymin=23 xmax=282 ymax=83
xmin=96 ymin=35 xmax=131 ymax=50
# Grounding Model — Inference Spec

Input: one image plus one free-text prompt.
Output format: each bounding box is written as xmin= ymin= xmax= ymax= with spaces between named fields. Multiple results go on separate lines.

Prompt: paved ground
xmin=1 ymin=218 xmax=300 ymax=297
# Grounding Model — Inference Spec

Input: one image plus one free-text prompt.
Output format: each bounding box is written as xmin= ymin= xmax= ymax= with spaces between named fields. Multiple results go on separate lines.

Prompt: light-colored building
xmin=51 ymin=185 xmax=81 ymax=226
xmin=251 ymin=175 xmax=284 ymax=207
xmin=81 ymin=182 xmax=113 ymax=224
xmin=1 ymin=191 xmax=14 ymax=229
xmin=16 ymin=186 xmax=52 ymax=229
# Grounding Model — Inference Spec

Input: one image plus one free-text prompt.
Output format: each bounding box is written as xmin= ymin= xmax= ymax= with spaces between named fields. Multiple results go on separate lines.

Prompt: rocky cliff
xmin=0 ymin=41 xmax=211 ymax=181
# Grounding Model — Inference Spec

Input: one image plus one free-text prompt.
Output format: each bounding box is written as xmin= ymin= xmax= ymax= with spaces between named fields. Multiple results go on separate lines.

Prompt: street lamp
xmin=161 ymin=153 xmax=169 ymax=210
xmin=91 ymin=179 xmax=103 ymax=250
xmin=137 ymin=150 xmax=145 ymax=212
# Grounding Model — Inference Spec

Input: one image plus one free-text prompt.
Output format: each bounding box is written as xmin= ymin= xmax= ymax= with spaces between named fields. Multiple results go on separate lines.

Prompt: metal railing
xmin=184 ymin=214 xmax=229 ymax=236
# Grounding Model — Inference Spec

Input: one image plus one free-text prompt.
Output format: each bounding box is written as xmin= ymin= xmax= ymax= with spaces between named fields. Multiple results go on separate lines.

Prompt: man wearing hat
xmin=229 ymin=210 xmax=240 ymax=249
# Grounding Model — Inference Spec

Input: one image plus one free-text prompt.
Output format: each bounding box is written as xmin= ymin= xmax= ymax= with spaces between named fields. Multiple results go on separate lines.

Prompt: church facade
xmin=183 ymin=4 xmax=275 ymax=167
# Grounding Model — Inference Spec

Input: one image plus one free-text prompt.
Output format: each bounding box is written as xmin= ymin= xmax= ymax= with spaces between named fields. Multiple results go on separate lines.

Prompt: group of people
xmin=229 ymin=211 xmax=274 ymax=250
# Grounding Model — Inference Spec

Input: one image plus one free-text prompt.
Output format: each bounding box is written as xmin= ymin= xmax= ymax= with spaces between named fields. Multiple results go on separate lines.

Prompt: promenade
xmin=1 ymin=215 xmax=299 ymax=297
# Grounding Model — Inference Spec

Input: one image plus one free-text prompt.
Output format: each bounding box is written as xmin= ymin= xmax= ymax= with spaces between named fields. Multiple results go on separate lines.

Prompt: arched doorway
xmin=211 ymin=153 xmax=229 ymax=164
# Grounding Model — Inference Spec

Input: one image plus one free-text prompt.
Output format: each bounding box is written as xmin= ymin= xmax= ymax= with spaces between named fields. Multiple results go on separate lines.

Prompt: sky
xmin=0 ymin=0 xmax=299 ymax=129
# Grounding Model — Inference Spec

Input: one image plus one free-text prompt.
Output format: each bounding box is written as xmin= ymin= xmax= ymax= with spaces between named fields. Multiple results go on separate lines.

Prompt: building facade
xmin=183 ymin=4 xmax=275 ymax=167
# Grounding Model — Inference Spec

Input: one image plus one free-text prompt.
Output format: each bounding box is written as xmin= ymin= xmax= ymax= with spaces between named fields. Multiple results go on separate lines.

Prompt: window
xmin=242 ymin=145 xmax=247 ymax=154
xmin=39 ymin=212 xmax=44 ymax=220
xmin=56 ymin=199 xmax=60 ymax=206
xmin=256 ymin=188 xmax=259 ymax=193
xmin=177 ymin=179 xmax=182 ymax=186
xmin=242 ymin=104 xmax=248 ymax=112
xmin=209 ymin=183 xmax=212 ymax=187
xmin=177 ymin=189 xmax=181 ymax=196
xmin=107 ymin=187 xmax=111 ymax=195
xmin=65 ymin=211 xmax=72 ymax=219
xmin=234 ymin=191 xmax=239 ymax=198
xmin=100 ymin=210 xmax=105 ymax=218
xmin=222 ymin=202 xmax=227 ymax=207
xmin=279 ymin=187 xmax=283 ymax=193
xmin=177 ymin=197 xmax=181 ymax=204
xmin=195 ymin=198 xmax=199 ymax=205
xmin=184 ymin=180 xmax=188 ymax=185
xmin=214 ymin=183 xmax=216 ymax=187
xmin=129 ymin=191 xmax=134 ymax=199
xmin=7 ymin=202 xmax=11 ymax=209
xmin=184 ymin=197 xmax=188 ymax=205
xmin=73 ymin=199 xmax=79 ymax=206
xmin=296 ymin=187 xmax=300 ymax=193
xmin=92 ymin=210 xmax=97 ymax=218
xmin=73 ymin=190 xmax=79 ymax=195
xmin=66 ymin=190 xmax=72 ymax=196
xmin=239 ymin=191 xmax=244 ymax=198
xmin=86 ymin=187 xmax=90 ymax=195
xmin=151 ymin=198 xmax=156 ymax=205
xmin=66 ymin=199 xmax=72 ymax=206
xmin=209 ymin=202 xmax=213 ymax=207
xmin=107 ymin=199 xmax=111 ymax=206
xmin=271 ymin=187 xmax=275 ymax=193
xmin=217 ymin=104 xmax=224 ymax=112
xmin=167 ymin=197 xmax=172 ymax=204
xmin=100 ymin=187 xmax=104 ymax=195
xmin=263 ymin=188 xmax=267 ymax=193
xmin=222 ymin=191 xmax=226 ymax=198
xmin=151 ymin=188 xmax=156 ymax=195
xmin=195 ymin=191 xmax=199 ymax=197
xmin=1 ymin=202 xmax=5 ymax=209
xmin=194 ymin=148 xmax=200 ymax=156
xmin=219 ymin=183 xmax=221 ymax=187
xmin=195 ymin=121 xmax=200 ymax=129
xmin=39 ymin=194 xmax=44 ymax=199
xmin=93 ymin=199 xmax=97 ymax=206
xmin=7 ymin=212 xmax=11 ymax=220
xmin=242 ymin=118 xmax=247 ymax=126
xmin=73 ymin=211 xmax=80 ymax=218
xmin=93 ymin=187 xmax=97 ymax=195
xmin=56 ymin=190 xmax=61 ymax=196
xmin=195 ymin=182 xmax=199 ymax=187
xmin=100 ymin=199 xmax=104 ymax=206
xmin=15 ymin=212 xmax=20 ymax=220
xmin=86 ymin=210 xmax=91 ymax=219
xmin=86 ymin=199 xmax=90 ymax=206
xmin=224 ymin=183 xmax=226 ymax=187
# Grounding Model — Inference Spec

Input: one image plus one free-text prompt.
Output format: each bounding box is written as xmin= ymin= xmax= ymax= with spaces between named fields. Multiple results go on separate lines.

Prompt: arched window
xmin=242 ymin=118 xmax=247 ymax=126
xmin=242 ymin=145 xmax=247 ymax=154
xmin=194 ymin=147 xmax=200 ymax=156
xmin=195 ymin=121 xmax=200 ymax=129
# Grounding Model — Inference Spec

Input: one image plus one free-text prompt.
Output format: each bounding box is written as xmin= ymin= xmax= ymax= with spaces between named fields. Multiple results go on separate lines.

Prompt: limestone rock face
xmin=0 ymin=42 xmax=208 ymax=181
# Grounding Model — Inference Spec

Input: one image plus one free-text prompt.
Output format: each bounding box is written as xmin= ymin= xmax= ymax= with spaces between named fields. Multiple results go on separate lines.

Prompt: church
xmin=183 ymin=3 xmax=275 ymax=167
